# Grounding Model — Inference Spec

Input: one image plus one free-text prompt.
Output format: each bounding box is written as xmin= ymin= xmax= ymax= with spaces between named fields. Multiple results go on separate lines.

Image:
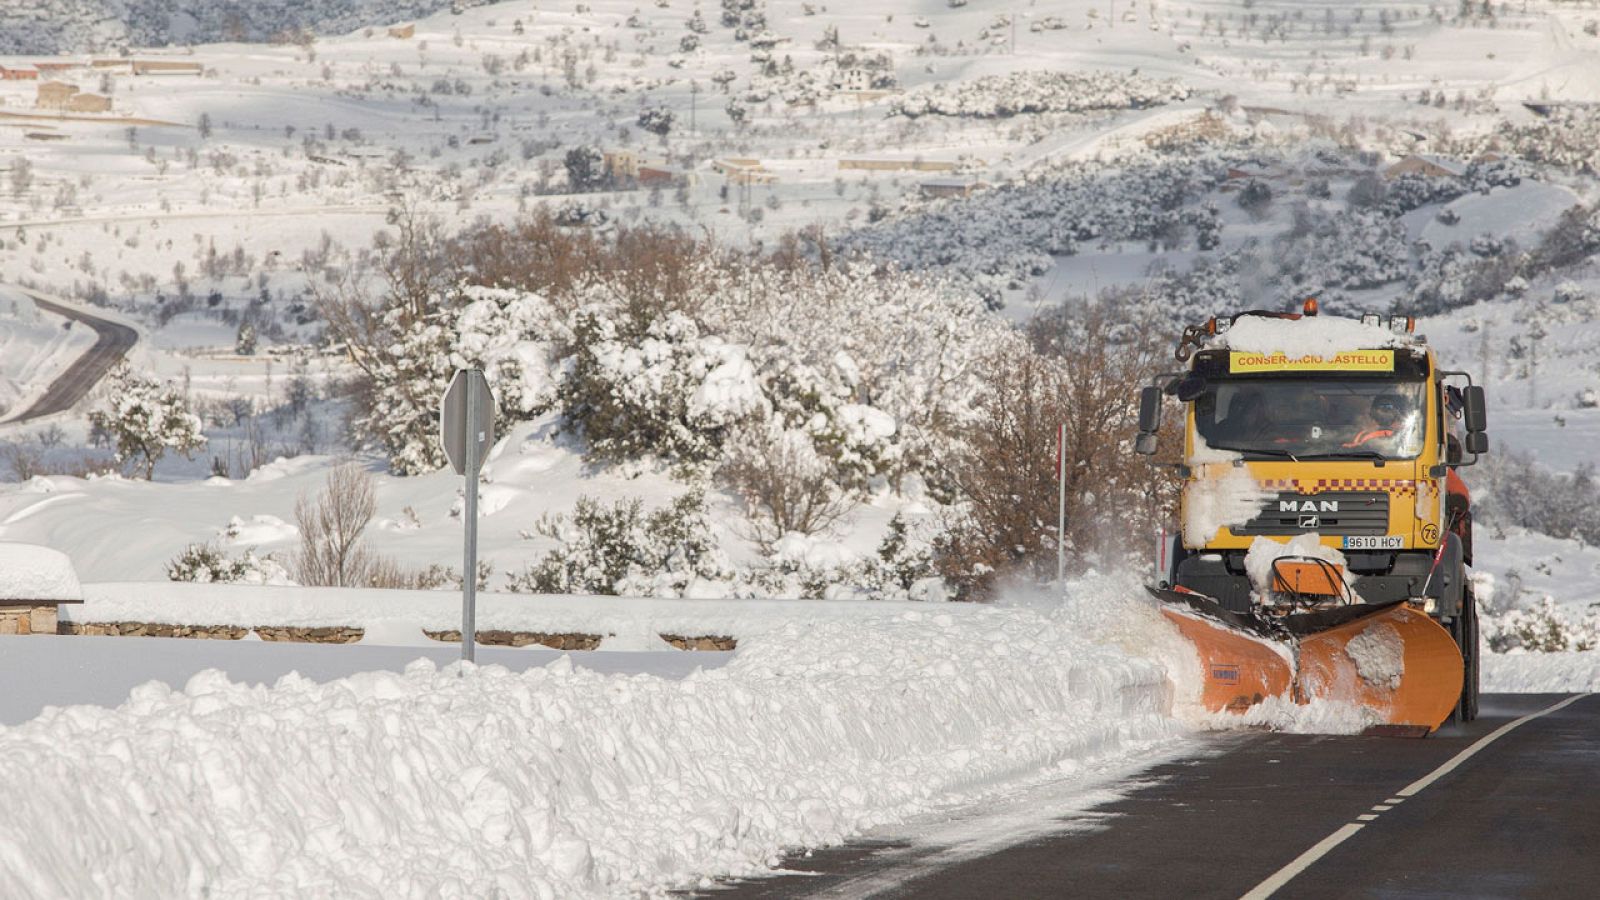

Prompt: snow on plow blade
xmin=1150 ymin=589 xmax=1464 ymax=733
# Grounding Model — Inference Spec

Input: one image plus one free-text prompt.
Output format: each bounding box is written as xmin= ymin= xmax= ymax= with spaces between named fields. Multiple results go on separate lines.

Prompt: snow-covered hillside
xmin=0 ymin=0 xmax=463 ymax=54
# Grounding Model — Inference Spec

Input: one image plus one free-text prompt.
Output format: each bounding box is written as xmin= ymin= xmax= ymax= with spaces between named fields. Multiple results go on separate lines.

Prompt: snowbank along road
xmin=711 ymin=693 xmax=1600 ymax=899
xmin=7 ymin=290 xmax=138 ymax=423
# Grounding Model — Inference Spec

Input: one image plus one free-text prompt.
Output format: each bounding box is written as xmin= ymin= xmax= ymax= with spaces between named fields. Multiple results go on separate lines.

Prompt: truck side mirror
xmin=1135 ymin=432 xmax=1159 ymax=456
xmin=1138 ymin=386 xmax=1162 ymax=434
xmin=1465 ymin=431 xmax=1489 ymax=455
xmin=1463 ymin=386 xmax=1487 ymax=433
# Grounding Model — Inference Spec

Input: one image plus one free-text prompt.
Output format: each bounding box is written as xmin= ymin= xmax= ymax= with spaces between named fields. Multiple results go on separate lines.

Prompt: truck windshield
xmin=1194 ymin=379 xmax=1427 ymax=461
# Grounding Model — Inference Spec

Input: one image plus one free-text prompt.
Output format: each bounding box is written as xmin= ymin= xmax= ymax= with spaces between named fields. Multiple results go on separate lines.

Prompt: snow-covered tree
xmin=637 ymin=106 xmax=674 ymax=136
xmin=235 ymin=321 xmax=257 ymax=355
xmin=88 ymin=365 xmax=206 ymax=479
xmin=563 ymin=145 xmax=606 ymax=191
xmin=359 ymin=286 xmax=561 ymax=474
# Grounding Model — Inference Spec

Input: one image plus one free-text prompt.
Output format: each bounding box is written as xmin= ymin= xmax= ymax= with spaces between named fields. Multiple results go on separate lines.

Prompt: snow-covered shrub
xmin=636 ymin=106 xmax=673 ymax=136
xmin=1482 ymin=595 xmax=1598 ymax=653
xmin=1408 ymin=239 xmax=1520 ymax=316
xmin=890 ymin=71 xmax=1189 ymax=119
xmin=697 ymin=262 xmax=1004 ymax=485
xmin=1476 ymin=450 xmax=1600 ymax=545
xmin=1235 ymin=180 xmax=1273 ymax=219
xmin=292 ymin=463 xmax=383 ymax=588
xmin=167 ymin=544 xmax=292 ymax=585
xmin=1492 ymin=108 xmax=1600 ymax=175
xmin=558 ymin=307 xmax=762 ymax=465
xmin=507 ymin=490 xmax=732 ymax=596
xmin=1382 ymin=173 xmax=1467 ymax=214
xmin=744 ymin=517 xmax=945 ymax=601
xmin=863 ymin=513 xmax=945 ymax=601
xmin=235 ymin=321 xmax=257 ymax=355
xmin=720 ymin=418 xmax=853 ymax=545
xmin=88 ymin=365 xmax=207 ymax=479
xmin=563 ymin=145 xmax=606 ymax=191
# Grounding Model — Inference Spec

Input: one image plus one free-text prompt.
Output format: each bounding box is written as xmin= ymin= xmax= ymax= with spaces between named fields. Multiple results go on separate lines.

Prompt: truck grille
xmin=1233 ymin=491 xmax=1390 ymax=537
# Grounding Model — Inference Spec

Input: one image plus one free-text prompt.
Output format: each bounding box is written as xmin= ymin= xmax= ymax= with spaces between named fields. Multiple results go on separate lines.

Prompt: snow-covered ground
xmin=0 ymin=288 xmax=94 ymax=419
xmin=0 ymin=575 xmax=1194 ymax=898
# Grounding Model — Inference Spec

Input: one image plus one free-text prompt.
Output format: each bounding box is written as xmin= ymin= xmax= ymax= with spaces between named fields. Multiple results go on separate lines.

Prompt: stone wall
xmin=48 ymin=621 xmax=738 ymax=650
xmin=660 ymin=634 xmax=738 ymax=651
xmin=425 ymin=630 xmax=604 ymax=650
xmin=0 ymin=606 xmax=57 ymax=635
xmin=63 ymin=622 xmax=248 ymax=639
xmin=254 ymin=626 xmax=364 ymax=644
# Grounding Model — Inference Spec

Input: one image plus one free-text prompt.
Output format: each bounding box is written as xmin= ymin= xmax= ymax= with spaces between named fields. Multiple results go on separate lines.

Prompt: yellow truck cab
xmin=1133 ymin=301 xmax=1489 ymax=722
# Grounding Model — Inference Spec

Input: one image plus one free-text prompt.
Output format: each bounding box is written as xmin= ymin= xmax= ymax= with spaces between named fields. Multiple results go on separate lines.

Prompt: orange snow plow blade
xmin=1161 ymin=605 xmax=1292 ymax=714
xmin=1295 ymin=604 xmax=1463 ymax=733
xmin=1152 ymin=589 xmax=1464 ymax=733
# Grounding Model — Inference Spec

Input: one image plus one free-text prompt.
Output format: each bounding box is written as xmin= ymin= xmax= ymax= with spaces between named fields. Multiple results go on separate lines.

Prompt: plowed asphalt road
xmin=705 ymin=693 xmax=1598 ymax=899
xmin=9 ymin=291 xmax=138 ymax=422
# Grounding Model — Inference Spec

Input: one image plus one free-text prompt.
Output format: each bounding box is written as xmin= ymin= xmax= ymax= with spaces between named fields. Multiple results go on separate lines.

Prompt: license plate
xmin=1343 ymin=536 xmax=1403 ymax=550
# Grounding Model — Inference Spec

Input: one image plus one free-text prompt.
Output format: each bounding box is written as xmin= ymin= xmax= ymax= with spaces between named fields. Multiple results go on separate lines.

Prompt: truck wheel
xmin=1453 ymin=584 xmax=1480 ymax=724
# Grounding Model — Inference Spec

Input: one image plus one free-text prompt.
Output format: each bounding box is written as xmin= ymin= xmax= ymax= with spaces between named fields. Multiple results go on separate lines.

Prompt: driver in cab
xmin=1343 ymin=393 xmax=1410 ymax=452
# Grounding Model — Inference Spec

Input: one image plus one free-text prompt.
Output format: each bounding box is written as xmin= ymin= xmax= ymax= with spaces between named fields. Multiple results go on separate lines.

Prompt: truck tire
xmin=1452 ymin=584 xmax=1480 ymax=724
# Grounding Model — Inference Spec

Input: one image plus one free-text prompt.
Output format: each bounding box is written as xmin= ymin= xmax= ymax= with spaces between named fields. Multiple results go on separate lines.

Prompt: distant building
xmin=723 ymin=160 xmax=777 ymax=185
xmin=35 ymin=82 xmax=79 ymax=110
xmin=605 ymin=150 xmax=670 ymax=180
xmin=91 ymin=59 xmax=133 ymax=70
xmin=66 ymin=92 xmax=111 ymax=113
xmin=34 ymin=62 xmax=85 ymax=74
xmin=838 ymin=68 xmax=874 ymax=92
xmin=637 ymin=166 xmax=679 ymax=187
xmin=919 ymin=178 xmax=988 ymax=200
xmin=604 ymin=149 xmax=641 ymax=178
xmin=131 ymin=60 xmax=203 ymax=76
xmin=388 ymin=24 xmax=416 ymax=39
xmin=0 ymin=65 xmax=39 ymax=80
xmin=710 ymin=158 xmax=760 ymax=173
xmin=1383 ymin=154 xmax=1467 ymax=180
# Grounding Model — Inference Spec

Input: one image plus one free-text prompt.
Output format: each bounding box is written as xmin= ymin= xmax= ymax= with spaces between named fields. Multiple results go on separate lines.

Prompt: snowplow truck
xmin=1133 ymin=300 xmax=1488 ymax=734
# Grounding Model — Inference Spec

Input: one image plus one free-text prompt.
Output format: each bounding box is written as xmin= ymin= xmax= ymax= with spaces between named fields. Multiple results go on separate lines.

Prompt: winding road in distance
xmin=6 ymin=289 xmax=139 ymax=423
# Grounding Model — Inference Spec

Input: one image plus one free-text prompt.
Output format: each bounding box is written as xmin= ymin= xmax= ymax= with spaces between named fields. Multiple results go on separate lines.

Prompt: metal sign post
xmin=1057 ymin=422 xmax=1067 ymax=584
xmin=440 ymin=369 xmax=496 ymax=665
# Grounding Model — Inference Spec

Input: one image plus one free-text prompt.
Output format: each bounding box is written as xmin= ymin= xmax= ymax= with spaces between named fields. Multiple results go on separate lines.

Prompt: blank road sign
xmin=439 ymin=369 xmax=497 ymax=475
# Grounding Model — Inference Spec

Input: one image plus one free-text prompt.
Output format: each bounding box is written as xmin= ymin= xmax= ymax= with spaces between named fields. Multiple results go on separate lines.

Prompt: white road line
xmin=1356 ymin=814 xmax=1378 ymax=822
xmin=1395 ymin=693 xmax=1592 ymax=798
xmin=1240 ymin=694 xmax=1594 ymax=900
xmin=1238 ymin=824 xmax=1365 ymax=900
